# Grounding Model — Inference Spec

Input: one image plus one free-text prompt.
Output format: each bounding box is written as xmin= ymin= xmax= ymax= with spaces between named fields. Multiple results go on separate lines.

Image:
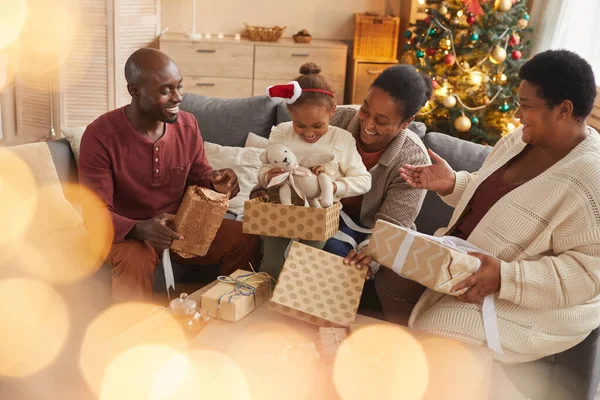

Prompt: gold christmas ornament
xmin=443 ymin=95 xmax=457 ymax=108
xmin=451 ymin=17 xmax=459 ymax=26
xmin=461 ymin=61 xmax=470 ymax=70
xmin=489 ymin=45 xmax=507 ymax=64
xmin=493 ymin=73 xmax=508 ymax=84
xmin=439 ymin=38 xmax=452 ymax=50
xmin=454 ymin=115 xmax=472 ymax=132
xmin=495 ymin=0 xmax=513 ymax=12
xmin=517 ymin=18 xmax=529 ymax=29
xmin=439 ymin=5 xmax=448 ymax=15
xmin=400 ymin=52 xmax=416 ymax=65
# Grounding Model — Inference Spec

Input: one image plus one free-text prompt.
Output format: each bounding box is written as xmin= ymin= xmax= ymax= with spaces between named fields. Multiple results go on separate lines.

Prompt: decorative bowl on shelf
xmin=293 ymin=29 xmax=312 ymax=43
xmin=243 ymin=23 xmax=286 ymax=42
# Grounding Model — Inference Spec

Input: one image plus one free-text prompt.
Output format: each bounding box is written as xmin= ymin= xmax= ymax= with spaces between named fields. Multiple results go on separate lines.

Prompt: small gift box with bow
xmin=367 ymin=219 xmax=481 ymax=295
xmin=200 ymin=269 xmax=273 ymax=322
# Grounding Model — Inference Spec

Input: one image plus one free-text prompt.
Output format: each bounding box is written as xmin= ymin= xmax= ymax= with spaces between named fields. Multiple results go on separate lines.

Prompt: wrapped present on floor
xmin=367 ymin=219 xmax=481 ymax=295
xmin=201 ymin=269 xmax=273 ymax=322
xmin=269 ymin=242 xmax=367 ymax=327
xmin=319 ymin=327 xmax=348 ymax=358
xmin=171 ymin=186 xmax=229 ymax=258
xmin=242 ymin=198 xmax=340 ymax=241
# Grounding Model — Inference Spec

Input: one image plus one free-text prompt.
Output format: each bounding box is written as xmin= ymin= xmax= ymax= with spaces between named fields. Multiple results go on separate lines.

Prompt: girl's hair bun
xmin=299 ymin=62 xmax=322 ymax=75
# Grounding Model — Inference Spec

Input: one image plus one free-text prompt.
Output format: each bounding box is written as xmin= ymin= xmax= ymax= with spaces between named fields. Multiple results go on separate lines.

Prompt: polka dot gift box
xmin=242 ymin=198 xmax=340 ymax=241
xmin=269 ymin=242 xmax=367 ymax=327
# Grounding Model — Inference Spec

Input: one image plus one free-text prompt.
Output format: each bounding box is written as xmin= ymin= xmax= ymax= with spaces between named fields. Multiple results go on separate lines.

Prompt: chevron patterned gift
xmin=367 ymin=220 xmax=480 ymax=295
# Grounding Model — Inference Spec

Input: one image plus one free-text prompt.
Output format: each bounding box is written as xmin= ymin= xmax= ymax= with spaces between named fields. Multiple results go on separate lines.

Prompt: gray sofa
xmin=41 ymin=93 xmax=597 ymax=399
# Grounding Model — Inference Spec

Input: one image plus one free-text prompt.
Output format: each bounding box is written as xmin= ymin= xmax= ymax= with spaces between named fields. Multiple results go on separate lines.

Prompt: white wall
xmin=162 ymin=0 xmax=395 ymax=40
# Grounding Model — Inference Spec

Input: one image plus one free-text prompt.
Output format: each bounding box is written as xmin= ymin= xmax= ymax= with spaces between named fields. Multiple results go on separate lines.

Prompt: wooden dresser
xmin=160 ymin=34 xmax=348 ymax=104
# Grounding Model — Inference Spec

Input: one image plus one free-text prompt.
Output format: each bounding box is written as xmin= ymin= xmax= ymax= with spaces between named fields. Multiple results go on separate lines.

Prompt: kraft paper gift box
xmin=242 ymin=198 xmax=340 ymax=241
xmin=269 ymin=242 xmax=367 ymax=327
xmin=201 ymin=269 xmax=272 ymax=322
xmin=367 ymin=219 xmax=480 ymax=295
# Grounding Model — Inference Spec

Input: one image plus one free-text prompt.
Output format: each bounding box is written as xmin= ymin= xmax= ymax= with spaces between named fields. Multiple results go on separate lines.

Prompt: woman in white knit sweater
xmin=387 ymin=49 xmax=600 ymax=363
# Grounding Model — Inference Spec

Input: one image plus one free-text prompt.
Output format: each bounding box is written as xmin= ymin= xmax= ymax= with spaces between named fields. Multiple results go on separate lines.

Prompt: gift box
xmin=367 ymin=220 xmax=480 ymax=295
xmin=200 ymin=269 xmax=272 ymax=322
xmin=242 ymin=198 xmax=340 ymax=241
xmin=269 ymin=242 xmax=367 ymax=327
xmin=171 ymin=186 xmax=229 ymax=258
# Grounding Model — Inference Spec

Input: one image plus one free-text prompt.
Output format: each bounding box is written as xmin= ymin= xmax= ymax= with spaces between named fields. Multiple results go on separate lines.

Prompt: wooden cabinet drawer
xmin=184 ymin=77 xmax=252 ymax=99
xmin=160 ymin=40 xmax=254 ymax=78
xmin=254 ymin=46 xmax=347 ymax=82
xmin=352 ymin=61 xmax=397 ymax=104
xmin=253 ymin=79 xmax=345 ymax=106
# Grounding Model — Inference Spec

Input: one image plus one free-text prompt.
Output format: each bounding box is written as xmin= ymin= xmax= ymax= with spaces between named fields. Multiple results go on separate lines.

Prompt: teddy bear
xmin=260 ymin=143 xmax=335 ymax=208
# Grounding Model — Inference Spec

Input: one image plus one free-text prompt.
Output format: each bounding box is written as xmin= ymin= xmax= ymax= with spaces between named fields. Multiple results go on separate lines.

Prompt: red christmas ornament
xmin=426 ymin=48 xmax=436 ymax=56
xmin=511 ymin=50 xmax=522 ymax=60
xmin=467 ymin=15 xmax=476 ymax=24
xmin=509 ymin=34 xmax=520 ymax=46
xmin=432 ymin=80 xmax=440 ymax=89
xmin=444 ymin=53 xmax=456 ymax=66
xmin=425 ymin=16 xmax=433 ymax=24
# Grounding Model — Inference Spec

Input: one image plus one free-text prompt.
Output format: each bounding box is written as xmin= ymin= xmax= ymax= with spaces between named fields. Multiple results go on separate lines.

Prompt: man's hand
xmin=343 ymin=249 xmax=373 ymax=279
xmin=129 ymin=213 xmax=182 ymax=251
xmin=452 ymin=252 xmax=501 ymax=303
xmin=211 ymin=168 xmax=240 ymax=199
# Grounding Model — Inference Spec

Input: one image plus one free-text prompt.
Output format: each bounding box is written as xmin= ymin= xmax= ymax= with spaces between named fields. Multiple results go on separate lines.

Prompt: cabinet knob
xmin=291 ymin=53 xmax=310 ymax=57
xmin=366 ymin=69 xmax=384 ymax=75
xmin=196 ymin=49 xmax=216 ymax=53
xmin=195 ymin=83 xmax=216 ymax=87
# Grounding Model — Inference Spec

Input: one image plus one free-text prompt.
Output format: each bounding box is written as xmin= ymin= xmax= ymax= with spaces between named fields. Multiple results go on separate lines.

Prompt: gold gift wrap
xmin=269 ymin=242 xmax=367 ymax=327
xmin=200 ymin=269 xmax=272 ymax=322
xmin=171 ymin=186 xmax=228 ymax=258
xmin=242 ymin=198 xmax=340 ymax=241
xmin=367 ymin=220 xmax=480 ymax=295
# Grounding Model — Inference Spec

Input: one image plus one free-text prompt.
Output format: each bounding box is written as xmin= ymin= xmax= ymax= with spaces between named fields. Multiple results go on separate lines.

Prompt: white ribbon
xmin=391 ymin=230 xmax=503 ymax=355
xmin=162 ymin=249 xmax=176 ymax=301
xmin=267 ymin=166 xmax=312 ymax=206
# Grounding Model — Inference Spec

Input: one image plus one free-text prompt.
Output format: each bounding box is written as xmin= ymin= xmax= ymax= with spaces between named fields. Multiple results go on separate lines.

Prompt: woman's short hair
xmin=519 ymin=49 xmax=597 ymax=122
xmin=372 ymin=64 xmax=433 ymax=121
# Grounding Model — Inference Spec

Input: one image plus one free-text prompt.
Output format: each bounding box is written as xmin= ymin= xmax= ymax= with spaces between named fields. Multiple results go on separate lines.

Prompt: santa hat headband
xmin=267 ymin=81 xmax=334 ymax=104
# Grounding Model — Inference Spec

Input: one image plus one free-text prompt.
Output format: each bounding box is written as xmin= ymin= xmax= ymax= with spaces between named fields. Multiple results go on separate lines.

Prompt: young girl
xmin=259 ymin=62 xmax=372 ymax=280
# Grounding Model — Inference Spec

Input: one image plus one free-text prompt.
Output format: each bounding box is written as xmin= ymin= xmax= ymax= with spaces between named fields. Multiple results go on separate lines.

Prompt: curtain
xmin=529 ymin=0 xmax=600 ymax=81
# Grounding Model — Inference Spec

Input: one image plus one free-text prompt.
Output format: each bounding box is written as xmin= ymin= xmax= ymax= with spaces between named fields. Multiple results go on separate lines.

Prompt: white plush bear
xmin=260 ymin=143 xmax=335 ymax=208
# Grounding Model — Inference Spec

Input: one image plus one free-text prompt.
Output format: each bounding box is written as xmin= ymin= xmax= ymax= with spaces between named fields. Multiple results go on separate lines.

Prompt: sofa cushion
xmin=47 ymin=138 xmax=79 ymax=186
xmin=181 ymin=94 xmax=279 ymax=147
xmin=60 ymin=126 xmax=86 ymax=165
xmin=415 ymin=132 xmax=492 ymax=235
xmin=245 ymin=132 xmax=269 ymax=149
xmin=276 ymin=102 xmax=292 ymax=125
xmin=203 ymin=142 xmax=263 ymax=216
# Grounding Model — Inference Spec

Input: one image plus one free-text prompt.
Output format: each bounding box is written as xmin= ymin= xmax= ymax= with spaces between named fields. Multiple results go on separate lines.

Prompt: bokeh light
xmin=0 ymin=278 xmax=69 ymax=377
xmin=333 ymin=325 xmax=429 ymax=400
xmin=187 ymin=350 xmax=251 ymax=400
xmin=23 ymin=183 xmax=113 ymax=284
xmin=80 ymin=302 xmax=188 ymax=397
xmin=0 ymin=148 xmax=39 ymax=253
xmin=99 ymin=345 xmax=200 ymax=400
xmin=0 ymin=0 xmax=28 ymax=51
xmin=222 ymin=321 xmax=322 ymax=399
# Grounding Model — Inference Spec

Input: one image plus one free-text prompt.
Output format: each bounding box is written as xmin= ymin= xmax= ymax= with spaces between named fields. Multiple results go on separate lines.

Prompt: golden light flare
xmin=22 ymin=183 xmax=113 ymax=284
xmin=0 ymin=278 xmax=69 ymax=378
xmin=0 ymin=0 xmax=28 ymax=51
xmin=80 ymin=302 xmax=188 ymax=397
xmin=99 ymin=346 xmax=200 ymax=400
xmin=0 ymin=148 xmax=39 ymax=250
xmin=418 ymin=336 xmax=491 ymax=399
xmin=333 ymin=325 xmax=429 ymax=400
xmin=223 ymin=321 xmax=323 ymax=399
xmin=187 ymin=350 xmax=251 ymax=400
xmin=16 ymin=0 xmax=80 ymax=79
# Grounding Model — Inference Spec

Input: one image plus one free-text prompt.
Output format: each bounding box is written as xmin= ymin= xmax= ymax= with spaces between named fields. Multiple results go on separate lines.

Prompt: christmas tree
xmin=402 ymin=0 xmax=533 ymax=145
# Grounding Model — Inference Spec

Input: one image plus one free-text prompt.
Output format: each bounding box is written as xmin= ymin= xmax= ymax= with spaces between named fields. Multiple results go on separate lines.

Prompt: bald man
xmin=79 ymin=48 xmax=260 ymax=302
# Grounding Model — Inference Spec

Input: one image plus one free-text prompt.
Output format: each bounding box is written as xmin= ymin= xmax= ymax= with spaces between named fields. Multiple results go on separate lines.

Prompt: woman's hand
xmin=311 ymin=165 xmax=325 ymax=175
xmin=451 ymin=252 xmax=501 ymax=303
xmin=398 ymin=149 xmax=456 ymax=196
xmin=250 ymin=188 xmax=269 ymax=201
xmin=343 ymin=249 xmax=373 ymax=279
xmin=266 ymin=168 xmax=286 ymax=186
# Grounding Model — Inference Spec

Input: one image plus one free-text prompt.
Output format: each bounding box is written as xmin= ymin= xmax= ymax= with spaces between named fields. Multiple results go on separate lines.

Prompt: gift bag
xmin=171 ymin=186 xmax=228 ymax=258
